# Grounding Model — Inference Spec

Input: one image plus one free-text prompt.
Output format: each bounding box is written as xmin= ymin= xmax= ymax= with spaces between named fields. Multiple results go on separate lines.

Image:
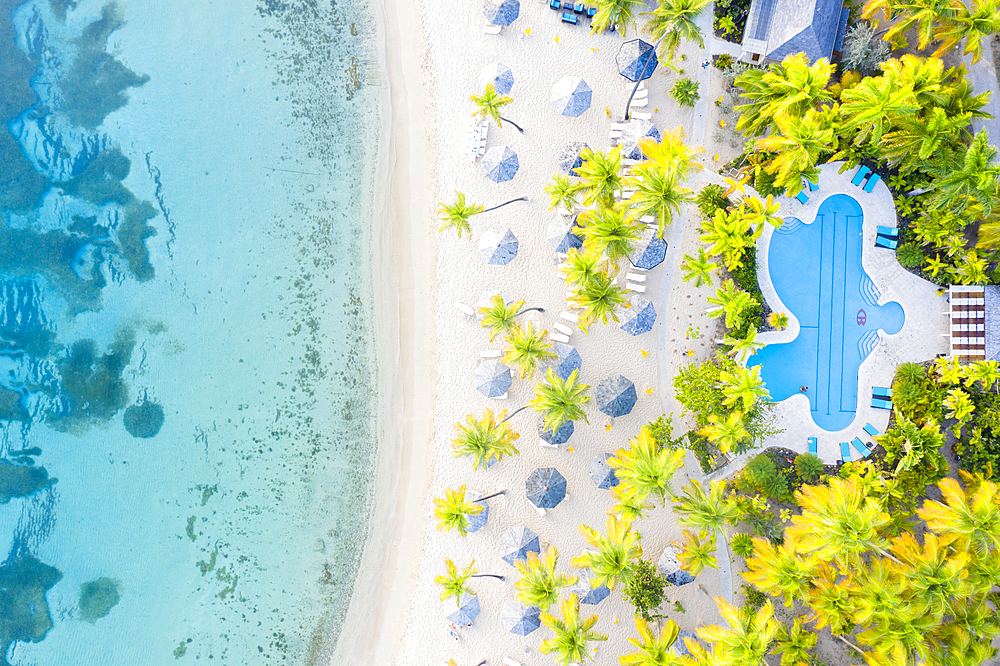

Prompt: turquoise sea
xmin=0 ymin=0 xmax=383 ymax=663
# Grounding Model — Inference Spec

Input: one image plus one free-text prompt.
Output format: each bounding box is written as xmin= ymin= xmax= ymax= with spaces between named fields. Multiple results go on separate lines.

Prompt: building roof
xmin=950 ymin=285 xmax=986 ymax=362
xmin=742 ymin=0 xmax=847 ymax=63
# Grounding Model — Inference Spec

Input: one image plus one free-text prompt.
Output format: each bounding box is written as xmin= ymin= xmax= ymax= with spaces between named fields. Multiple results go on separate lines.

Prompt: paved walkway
xmin=966 ymin=52 xmax=1000 ymax=156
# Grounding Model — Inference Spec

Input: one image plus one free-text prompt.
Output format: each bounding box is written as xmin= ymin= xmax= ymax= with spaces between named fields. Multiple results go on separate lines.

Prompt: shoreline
xmin=328 ymin=0 xmax=435 ymax=662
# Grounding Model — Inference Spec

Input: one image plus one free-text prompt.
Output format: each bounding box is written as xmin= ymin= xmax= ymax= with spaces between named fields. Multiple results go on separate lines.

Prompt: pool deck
xmin=753 ymin=162 xmax=948 ymax=464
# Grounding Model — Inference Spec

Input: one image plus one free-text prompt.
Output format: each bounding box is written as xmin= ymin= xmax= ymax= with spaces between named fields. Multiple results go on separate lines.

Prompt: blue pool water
xmin=0 ymin=0 xmax=383 ymax=663
xmin=749 ymin=194 xmax=904 ymax=431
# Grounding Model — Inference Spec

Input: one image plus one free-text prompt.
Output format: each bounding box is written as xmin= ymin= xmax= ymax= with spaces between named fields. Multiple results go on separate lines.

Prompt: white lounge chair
xmin=629 ymin=98 xmax=648 ymax=108
xmin=503 ymin=659 xmax=524 ymax=666
xmin=550 ymin=332 xmax=570 ymax=343
xmin=484 ymin=24 xmax=502 ymax=33
xmin=626 ymin=272 xmax=646 ymax=283
xmin=631 ymin=111 xmax=652 ymax=121
xmin=632 ymin=89 xmax=648 ymax=99
xmin=553 ymin=322 xmax=574 ymax=336
xmin=480 ymin=349 xmax=502 ymax=358
xmin=610 ymin=122 xmax=626 ymax=130
xmin=627 ymin=282 xmax=646 ymax=293
xmin=534 ymin=505 xmax=546 ymax=516
xmin=560 ymin=311 xmax=579 ymax=323
xmin=609 ymin=129 xmax=622 ymax=139
xmin=540 ymin=439 xmax=558 ymax=448
xmin=455 ymin=301 xmax=476 ymax=317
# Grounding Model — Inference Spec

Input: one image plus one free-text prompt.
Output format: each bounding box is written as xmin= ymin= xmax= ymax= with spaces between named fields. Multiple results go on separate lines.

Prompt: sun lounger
xmin=586 ymin=6 xmax=597 ymax=17
xmin=573 ymin=2 xmax=585 ymax=12
xmin=851 ymin=165 xmax=870 ymax=186
xmin=863 ymin=172 xmax=881 ymax=193
xmin=535 ymin=505 xmax=546 ymax=516
xmin=808 ymin=437 xmax=817 ymax=455
xmin=480 ymin=349 xmax=502 ymax=358
xmin=875 ymin=236 xmax=897 ymax=250
xmin=560 ymin=311 xmax=579 ymax=323
xmin=632 ymin=89 xmax=648 ymax=99
xmin=807 ymin=179 xmax=819 ymax=191
xmin=626 ymin=282 xmax=646 ymax=293
xmin=484 ymin=23 xmax=502 ymax=33
xmin=504 ymin=657 xmax=524 ymax=666
xmin=639 ymin=215 xmax=655 ymax=224
xmin=561 ymin=11 xmax=578 ymax=23
xmin=609 ymin=129 xmax=622 ymax=139
xmin=863 ymin=423 xmax=880 ymax=437
xmin=540 ymin=439 xmax=558 ymax=448
xmin=852 ymin=437 xmax=872 ymax=458
xmin=795 ymin=191 xmax=809 ymax=204
xmin=840 ymin=442 xmax=852 ymax=462
xmin=876 ymin=226 xmax=898 ymax=238
xmin=549 ymin=0 xmax=561 ymax=8
xmin=629 ymin=98 xmax=648 ymax=108
xmin=550 ymin=332 xmax=570 ymax=343
xmin=553 ymin=322 xmax=574 ymax=336
xmin=455 ymin=301 xmax=476 ymax=318
xmin=494 ymin=392 xmax=508 ymax=400
xmin=610 ymin=122 xmax=626 ymax=130
xmin=872 ymin=397 xmax=893 ymax=410
xmin=626 ymin=272 xmax=646 ymax=283
xmin=622 ymin=158 xmax=638 ymax=167
xmin=631 ymin=111 xmax=652 ymax=120
xmin=873 ymin=386 xmax=893 ymax=398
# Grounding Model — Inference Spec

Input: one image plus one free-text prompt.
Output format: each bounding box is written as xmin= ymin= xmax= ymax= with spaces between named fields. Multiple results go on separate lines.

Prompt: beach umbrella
xmin=466 ymin=491 xmax=491 ymax=533
xmin=596 ymin=374 xmax=637 ymax=417
xmin=545 ymin=342 xmax=582 ymax=381
xmin=590 ymin=452 xmax=620 ymax=490
xmin=616 ymin=39 xmax=658 ymax=82
xmin=567 ymin=570 xmax=611 ymax=605
xmin=479 ymin=227 xmax=519 ymax=265
xmin=501 ymin=598 xmax=541 ymax=635
xmin=485 ymin=0 xmax=520 ymax=26
xmin=551 ymin=77 xmax=592 ymax=117
xmin=526 ymin=467 xmax=567 ymax=509
xmin=443 ymin=592 xmax=481 ymax=625
xmin=619 ymin=119 xmax=661 ymax=161
xmin=478 ymin=61 xmax=514 ymax=95
xmin=546 ymin=218 xmax=583 ymax=254
xmin=539 ymin=416 xmax=574 ymax=446
xmin=499 ymin=525 xmax=540 ymax=565
xmin=557 ymin=141 xmax=589 ymax=177
xmin=674 ymin=630 xmax=700 ymax=658
xmin=620 ymin=295 xmax=656 ymax=336
xmin=474 ymin=359 xmax=512 ymax=398
xmin=482 ymin=146 xmax=519 ymax=183
xmin=630 ymin=233 xmax=668 ymax=270
xmin=667 ymin=569 xmax=696 ymax=586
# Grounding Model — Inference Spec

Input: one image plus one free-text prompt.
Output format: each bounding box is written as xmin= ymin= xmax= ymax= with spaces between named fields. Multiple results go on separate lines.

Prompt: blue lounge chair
xmin=876 ymin=226 xmax=898 ymax=238
xmin=795 ymin=191 xmax=809 ymax=204
xmin=873 ymin=386 xmax=893 ymax=398
xmin=807 ymin=179 xmax=819 ymax=191
xmin=863 ymin=172 xmax=882 ymax=193
xmin=840 ymin=442 xmax=852 ymax=462
xmin=561 ymin=11 xmax=578 ymax=23
xmin=863 ymin=423 xmax=880 ymax=437
xmin=562 ymin=1 xmax=574 ymax=7
xmin=586 ymin=6 xmax=597 ymax=17
xmin=851 ymin=165 xmax=871 ymax=186
xmin=573 ymin=2 xmax=585 ymax=12
xmin=872 ymin=397 xmax=893 ymax=410
xmin=875 ymin=236 xmax=898 ymax=250
xmin=808 ymin=437 xmax=818 ymax=455
xmin=852 ymin=437 xmax=872 ymax=458
xmin=549 ymin=0 xmax=561 ymax=8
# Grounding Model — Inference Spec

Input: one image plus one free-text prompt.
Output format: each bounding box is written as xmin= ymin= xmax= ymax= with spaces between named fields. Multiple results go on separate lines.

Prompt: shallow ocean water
xmin=0 ymin=0 xmax=383 ymax=663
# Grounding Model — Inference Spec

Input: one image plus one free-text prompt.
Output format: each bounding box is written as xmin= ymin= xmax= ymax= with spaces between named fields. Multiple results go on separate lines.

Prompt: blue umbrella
xmin=526 ymin=467 xmax=567 ymax=509
xmin=479 ymin=62 xmax=514 ymax=95
xmin=443 ymin=592 xmax=481 ymax=625
xmin=501 ymin=598 xmax=541 ymax=635
xmin=630 ymin=234 xmax=668 ymax=270
xmin=620 ymin=119 xmax=661 ymax=161
xmin=479 ymin=227 xmax=519 ymax=265
xmin=616 ymin=39 xmax=658 ymax=82
xmin=551 ymin=77 xmax=592 ymax=117
xmin=568 ymin=570 xmax=611 ymax=605
xmin=621 ymin=295 xmax=656 ymax=336
xmin=466 ymin=491 xmax=491 ymax=533
xmin=558 ymin=141 xmax=588 ymax=176
xmin=674 ymin=630 xmax=700 ymax=658
xmin=539 ymin=416 xmax=574 ymax=446
xmin=547 ymin=219 xmax=583 ymax=254
xmin=546 ymin=342 xmax=582 ymax=381
xmin=499 ymin=526 xmax=540 ymax=565
xmin=474 ymin=359 xmax=512 ymax=398
xmin=596 ymin=374 xmax=637 ymax=417
xmin=485 ymin=0 xmax=520 ymax=26
xmin=667 ymin=569 xmax=696 ymax=586
xmin=590 ymin=452 xmax=620 ymax=490
xmin=482 ymin=146 xmax=519 ymax=182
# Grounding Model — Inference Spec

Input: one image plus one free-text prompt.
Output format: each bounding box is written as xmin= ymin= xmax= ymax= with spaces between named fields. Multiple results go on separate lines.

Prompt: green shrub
xmin=671 ymin=78 xmax=700 ymax=107
xmin=714 ymin=54 xmax=733 ymax=70
xmin=742 ymin=584 xmax=767 ymax=612
xmin=731 ymin=532 xmax=754 ymax=558
xmin=897 ymin=242 xmax=924 ymax=268
xmin=696 ymin=183 xmax=731 ymax=219
xmin=743 ymin=453 xmax=789 ymax=499
xmin=646 ymin=414 xmax=684 ymax=450
xmin=768 ymin=312 xmax=788 ymax=329
xmin=794 ymin=453 xmax=825 ymax=482
xmin=622 ymin=558 xmax=669 ymax=622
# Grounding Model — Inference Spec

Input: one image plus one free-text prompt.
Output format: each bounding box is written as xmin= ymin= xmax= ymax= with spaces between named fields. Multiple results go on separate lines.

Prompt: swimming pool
xmin=749 ymin=194 xmax=904 ymax=431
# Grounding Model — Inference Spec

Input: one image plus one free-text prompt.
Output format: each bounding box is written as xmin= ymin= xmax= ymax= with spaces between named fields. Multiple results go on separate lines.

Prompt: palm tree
xmin=734 ymin=54 xmax=835 ymax=137
xmin=609 ymin=484 xmax=654 ymax=521
xmin=677 ymin=530 xmax=719 ymax=575
xmin=470 ymin=82 xmax=524 ymax=132
xmin=622 ymin=163 xmax=693 ymax=238
xmin=576 ymin=146 xmax=623 ymax=209
xmin=578 ymin=207 xmax=645 ymax=266
xmin=479 ymin=294 xmax=527 ymax=342
xmin=741 ymin=194 xmax=783 ymax=230
xmin=620 ymin=617 xmax=682 ymax=666
xmin=672 ymin=479 xmax=739 ymax=543
xmin=514 ymin=546 xmax=577 ymax=611
xmin=722 ymin=327 xmax=766 ymax=363
xmin=890 ymin=532 xmax=973 ymax=622
xmin=697 ymin=597 xmax=781 ymax=665
xmin=539 ymin=594 xmax=609 ymax=665
xmin=929 ymin=130 xmax=1000 ymax=217
xmin=755 ymin=108 xmax=835 ymax=195
xmin=643 ymin=0 xmax=710 ymax=58
xmin=608 ymin=427 xmax=687 ymax=506
xmin=570 ymin=269 xmax=628 ymax=331
xmin=572 ymin=516 xmax=643 ymax=589
xmin=839 ymin=72 xmax=918 ymax=147
xmin=917 ymin=474 xmax=1000 ymax=553
xmin=881 ymin=107 xmax=970 ymax=173
xmin=867 ymin=0 xmax=952 ymax=51
xmin=720 ymin=364 xmax=769 ymax=411
xmin=932 ymin=0 xmax=1000 ymax=64
xmin=451 ymin=408 xmax=520 ymax=469
xmin=546 ymin=174 xmax=583 ymax=210
xmin=680 ymin=248 xmax=718 ymax=287
xmin=743 ymin=535 xmax=817 ymax=607
xmin=641 ymin=127 xmax=702 ymax=181
xmin=530 ymin=368 xmax=591 ymax=433
xmin=707 ymin=280 xmax=757 ymax=329
xmin=437 ymin=190 xmax=527 ymax=238
xmin=771 ymin=618 xmax=817 ymax=666
xmin=436 ymin=558 xmax=505 ymax=606
xmin=560 ymin=249 xmax=602 ymax=289
xmin=433 ymin=485 xmax=505 ymax=536
xmin=699 ymin=208 xmax=758 ymax=271
xmin=590 ymin=0 xmax=646 ymax=36
xmin=700 ymin=411 xmax=750 ymax=453
xmin=503 ymin=323 xmax=557 ymax=379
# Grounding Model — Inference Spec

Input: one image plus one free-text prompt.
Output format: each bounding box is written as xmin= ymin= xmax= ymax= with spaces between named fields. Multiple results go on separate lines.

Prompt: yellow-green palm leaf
xmin=503 ymin=323 xmax=556 ymax=379
xmin=530 ymin=367 xmax=591 ymax=433
xmin=451 ymin=408 xmax=520 ymax=469
xmin=608 ymin=426 xmax=686 ymax=506
xmin=433 ymin=484 xmax=484 ymax=536
xmin=514 ymin=546 xmax=577 ymax=611
xmin=572 ymin=515 xmax=643 ymax=589
xmin=620 ymin=616 xmax=682 ymax=666
xmin=539 ymin=594 xmax=608 ymax=665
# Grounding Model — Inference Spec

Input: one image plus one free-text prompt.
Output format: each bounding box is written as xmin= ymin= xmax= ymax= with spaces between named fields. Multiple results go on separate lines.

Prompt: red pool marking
xmin=857 ymin=309 xmax=867 ymax=326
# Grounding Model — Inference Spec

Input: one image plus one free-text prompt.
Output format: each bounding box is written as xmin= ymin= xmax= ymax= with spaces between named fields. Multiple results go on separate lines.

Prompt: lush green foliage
xmin=670 ymin=77 xmax=700 ymax=107
xmin=621 ymin=558 xmax=669 ymax=623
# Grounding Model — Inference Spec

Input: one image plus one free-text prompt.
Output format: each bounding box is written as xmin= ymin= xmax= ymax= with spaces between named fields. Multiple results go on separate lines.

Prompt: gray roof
xmin=742 ymin=0 xmax=846 ymax=63
xmin=985 ymin=286 xmax=1000 ymax=361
